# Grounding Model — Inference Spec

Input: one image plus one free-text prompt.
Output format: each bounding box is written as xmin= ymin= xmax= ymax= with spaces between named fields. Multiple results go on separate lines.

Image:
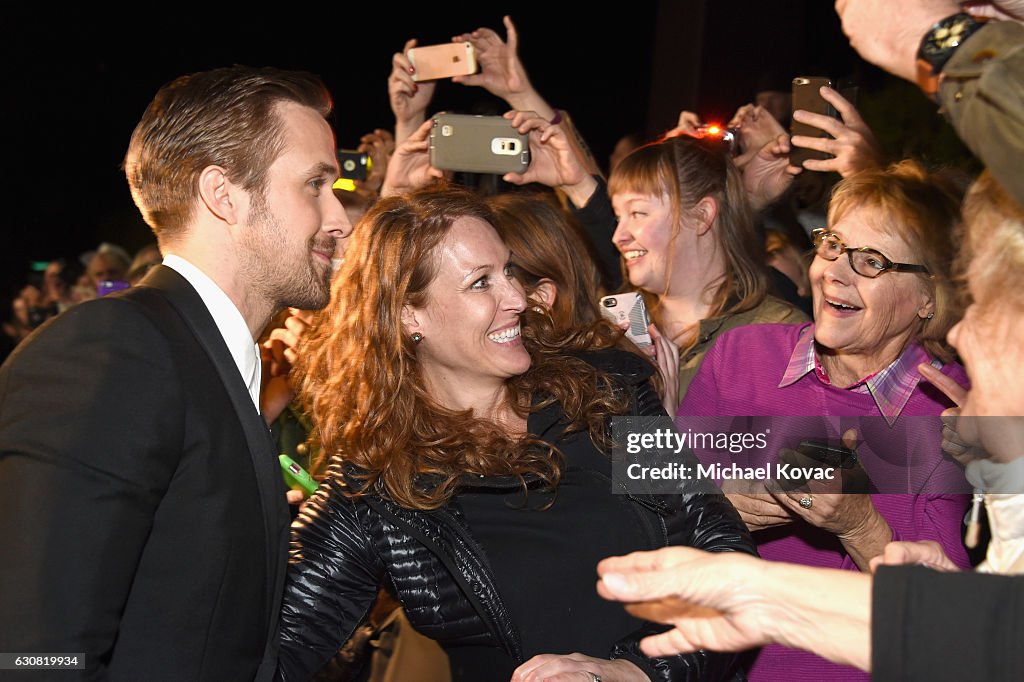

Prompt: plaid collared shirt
xmin=778 ymin=324 xmax=942 ymax=426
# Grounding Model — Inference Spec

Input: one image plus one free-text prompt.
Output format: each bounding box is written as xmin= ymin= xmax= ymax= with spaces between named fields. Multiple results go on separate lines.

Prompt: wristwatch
xmin=915 ymin=12 xmax=985 ymax=101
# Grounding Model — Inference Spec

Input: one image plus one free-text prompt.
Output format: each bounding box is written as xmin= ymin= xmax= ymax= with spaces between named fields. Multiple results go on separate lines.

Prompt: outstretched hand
xmin=597 ymin=547 xmax=778 ymax=657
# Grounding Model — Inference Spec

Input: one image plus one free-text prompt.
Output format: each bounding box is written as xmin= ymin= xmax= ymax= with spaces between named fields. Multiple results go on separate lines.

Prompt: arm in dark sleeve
xmin=569 ymin=176 xmax=623 ymax=291
xmin=276 ymin=476 xmax=382 ymax=681
xmin=0 ymin=299 xmax=182 ymax=678
xmin=940 ymin=20 xmax=1024 ymax=208
xmin=873 ymin=565 xmax=1024 ymax=680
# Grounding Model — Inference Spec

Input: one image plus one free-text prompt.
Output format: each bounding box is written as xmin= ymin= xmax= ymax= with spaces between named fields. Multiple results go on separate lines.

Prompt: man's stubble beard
xmin=242 ymin=192 xmax=334 ymax=312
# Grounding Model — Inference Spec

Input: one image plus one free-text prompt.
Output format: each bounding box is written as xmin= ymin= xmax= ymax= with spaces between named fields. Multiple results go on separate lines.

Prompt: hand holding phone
xmin=790 ymin=83 xmax=883 ymax=177
xmin=789 ymin=76 xmax=835 ymax=169
xmin=280 ymin=454 xmax=318 ymax=498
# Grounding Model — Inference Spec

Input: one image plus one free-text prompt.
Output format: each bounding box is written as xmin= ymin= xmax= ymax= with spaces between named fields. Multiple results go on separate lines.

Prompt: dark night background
xmin=1 ymin=2 xmax=973 ymax=305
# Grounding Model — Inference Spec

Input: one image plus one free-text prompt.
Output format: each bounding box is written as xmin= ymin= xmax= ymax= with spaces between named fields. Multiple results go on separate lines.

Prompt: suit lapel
xmin=137 ymin=266 xmax=288 ymax=662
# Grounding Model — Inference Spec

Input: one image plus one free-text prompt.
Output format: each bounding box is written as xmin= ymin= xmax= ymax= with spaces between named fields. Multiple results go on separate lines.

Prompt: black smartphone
xmin=776 ymin=440 xmax=868 ymax=493
xmin=795 ymin=440 xmax=858 ymax=469
xmin=338 ymin=150 xmax=371 ymax=181
xmin=790 ymin=76 xmax=835 ymax=169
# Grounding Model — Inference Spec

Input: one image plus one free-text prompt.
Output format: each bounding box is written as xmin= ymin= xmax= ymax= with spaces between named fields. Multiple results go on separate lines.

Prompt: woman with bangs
xmin=607 ymin=134 xmax=806 ymax=404
xmin=677 ymin=160 xmax=972 ymax=680
xmin=276 ymin=186 xmax=754 ymax=682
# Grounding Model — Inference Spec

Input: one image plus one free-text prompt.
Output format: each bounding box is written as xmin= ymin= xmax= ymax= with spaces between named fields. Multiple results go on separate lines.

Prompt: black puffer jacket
xmin=277 ymin=350 xmax=755 ymax=681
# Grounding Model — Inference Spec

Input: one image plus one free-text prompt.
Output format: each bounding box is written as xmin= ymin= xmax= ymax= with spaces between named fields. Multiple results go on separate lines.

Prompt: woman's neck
xmin=656 ymin=294 xmax=711 ymax=345
xmin=656 ymin=238 xmax=727 ymax=343
xmin=424 ymin=376 xmax=526 ymax=435
xmin=817 ymin=347 xmax=899 ymax=388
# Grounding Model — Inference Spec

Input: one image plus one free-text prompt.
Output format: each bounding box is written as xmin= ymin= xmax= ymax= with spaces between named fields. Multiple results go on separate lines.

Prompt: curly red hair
xmin=294 ymin=186 xmax=630 ymax=510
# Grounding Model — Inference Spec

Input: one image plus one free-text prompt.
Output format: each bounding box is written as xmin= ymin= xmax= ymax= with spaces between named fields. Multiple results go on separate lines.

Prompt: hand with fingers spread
xmin=502 ymin=110 xmax=597 ymax=205
xmin=596 ymin=546 xmax=873 ymax=670
xmin=511 ymin=653 xmax=648 ymax=682
xmin=389 ymin=39 xmax=437 ymax=143
xmin=790 ymin=86 xmax=884 ymax=177
xmin=917 ymin=362 xmax=987 ymax=466
xmin=380 ymin=119 xmax=444 ymax=198
xmin=452 ymin=16 xmax=556 ymax=120
xmin=596 ymin=547 xmax=784 ymax=657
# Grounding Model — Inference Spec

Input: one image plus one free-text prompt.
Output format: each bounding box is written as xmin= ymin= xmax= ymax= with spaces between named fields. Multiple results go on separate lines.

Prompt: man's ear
xmin=198 ymin=165 xmax=240 ymax=225
xmin=693 ymin=196 xmax=719 ymax=236
xmin=532 ymin=278 xmax=558 ymax=311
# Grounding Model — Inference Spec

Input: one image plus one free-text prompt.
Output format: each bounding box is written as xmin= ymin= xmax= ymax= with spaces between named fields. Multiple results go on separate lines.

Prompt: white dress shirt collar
xmin=161 ymin=255 xmax=261 ymax=409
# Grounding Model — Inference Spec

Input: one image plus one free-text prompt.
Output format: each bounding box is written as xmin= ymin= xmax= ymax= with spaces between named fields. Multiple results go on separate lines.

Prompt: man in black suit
xmin=0 ymin=67 xmax=351 ymax=680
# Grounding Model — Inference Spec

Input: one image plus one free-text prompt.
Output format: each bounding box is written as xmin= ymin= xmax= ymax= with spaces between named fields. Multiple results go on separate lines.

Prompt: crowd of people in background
xmin=2 ymin=0 xmax=1023 ymax=680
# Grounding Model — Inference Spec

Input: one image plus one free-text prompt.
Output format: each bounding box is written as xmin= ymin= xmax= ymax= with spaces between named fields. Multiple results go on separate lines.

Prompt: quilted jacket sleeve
xmin=276 ymin=473 xmax=383 ymax=682
xmin=609 ymin=357 xmax=757 ymax=681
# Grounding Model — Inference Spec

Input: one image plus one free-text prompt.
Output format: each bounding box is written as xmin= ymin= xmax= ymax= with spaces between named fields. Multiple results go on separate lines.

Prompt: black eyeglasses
xmin=811 ymin=229 xmax=931 ymax=278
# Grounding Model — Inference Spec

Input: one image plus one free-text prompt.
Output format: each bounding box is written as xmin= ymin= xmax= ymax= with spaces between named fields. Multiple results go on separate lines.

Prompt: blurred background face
xmin=609 ymin=134 xmax=642 ymax=174
xmin=409 ymin=217 xmax=530 ymax=394
xmin=810 ymin=207 xmax=932 ymax=368
xmin=766 ymin=230 xmax=809 ymax=297
xmin=87 ymin=252 xmax=127 ymax=285
xmin=754 ymin=89 xmax=792 ymax=126
xmin=947 ymin=272 xmax=1024 ymax=461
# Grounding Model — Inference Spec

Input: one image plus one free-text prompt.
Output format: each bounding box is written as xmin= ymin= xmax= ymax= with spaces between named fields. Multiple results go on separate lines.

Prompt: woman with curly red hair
xmin=276 ymin=186 xmax=754 ymax=682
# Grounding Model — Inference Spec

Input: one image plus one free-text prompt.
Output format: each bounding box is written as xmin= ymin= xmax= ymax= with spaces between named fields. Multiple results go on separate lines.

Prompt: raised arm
xmin=452 ymin=15 xmax=557 ymax=120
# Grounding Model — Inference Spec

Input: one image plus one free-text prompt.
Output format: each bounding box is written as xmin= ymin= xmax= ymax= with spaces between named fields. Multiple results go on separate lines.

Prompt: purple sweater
xmin=678 ymin=322 xmax=970 ymax=681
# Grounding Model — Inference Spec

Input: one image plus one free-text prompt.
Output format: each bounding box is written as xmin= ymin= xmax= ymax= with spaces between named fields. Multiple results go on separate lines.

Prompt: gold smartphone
xmin=408 ymin=42 xmax=477 ymax=82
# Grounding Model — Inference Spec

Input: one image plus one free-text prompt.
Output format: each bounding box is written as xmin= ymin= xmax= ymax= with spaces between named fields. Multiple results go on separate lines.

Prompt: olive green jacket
xmin=678 ymin=296 xmax=808 ymax=400
xmin=941 ymin=20 xmax=1024 ymax=208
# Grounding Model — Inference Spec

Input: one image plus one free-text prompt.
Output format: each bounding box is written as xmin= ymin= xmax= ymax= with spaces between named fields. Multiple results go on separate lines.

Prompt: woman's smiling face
xmin=810 ymin=206 xmax=933 ymax=374
xmin=406 ymin=216 xmax=530 ymax=397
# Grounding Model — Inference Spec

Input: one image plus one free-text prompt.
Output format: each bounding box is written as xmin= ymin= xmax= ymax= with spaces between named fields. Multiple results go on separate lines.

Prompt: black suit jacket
xmin=0 ymin=265 xmax=290 ymax=681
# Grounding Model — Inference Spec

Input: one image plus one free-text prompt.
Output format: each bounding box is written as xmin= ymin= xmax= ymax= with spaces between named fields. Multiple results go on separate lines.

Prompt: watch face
xmin=932 ymin=20 xmax=969 ymax=51
xmin=920 ymin=13 xmax=979 ymax=66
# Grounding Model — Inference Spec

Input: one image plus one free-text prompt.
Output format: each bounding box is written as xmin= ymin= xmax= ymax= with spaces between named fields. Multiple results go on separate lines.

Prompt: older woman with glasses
xmin=676 ymin=160 xmax=972 ymax=680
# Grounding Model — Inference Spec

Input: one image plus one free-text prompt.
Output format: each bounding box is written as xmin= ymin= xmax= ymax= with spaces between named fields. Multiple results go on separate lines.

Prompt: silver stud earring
xmin=926 ymin=312 xmax=934 ymax=320
xmin=411 ymin=332 xmax=423 ymax=343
